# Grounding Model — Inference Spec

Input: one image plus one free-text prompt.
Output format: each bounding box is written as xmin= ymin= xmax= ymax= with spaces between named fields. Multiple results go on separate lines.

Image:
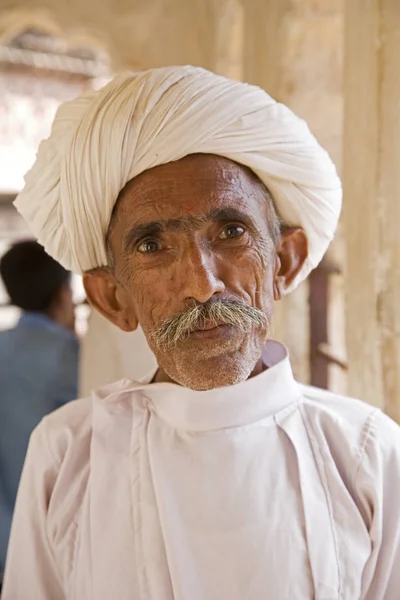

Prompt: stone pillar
xmin=343 ymin=0 xmax=400 ymax=420
xmin=243 ymin=0 xmax=344 ymax=384
xmin=243 ymin=0 xmax=288 ymax=93
xmin=242 ymin=0 xmax=308 ymax=383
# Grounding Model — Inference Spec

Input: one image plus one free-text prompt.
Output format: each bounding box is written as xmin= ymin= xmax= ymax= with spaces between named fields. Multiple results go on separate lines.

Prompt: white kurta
xmin=3 ymin=345 xmax=400 ymax=599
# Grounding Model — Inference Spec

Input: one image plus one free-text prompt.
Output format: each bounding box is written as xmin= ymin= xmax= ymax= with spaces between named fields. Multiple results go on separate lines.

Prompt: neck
xmin=46 ymin=307 xmax=75 ymax=334
xmin=44 ymin=307 xmax=61 ymax=326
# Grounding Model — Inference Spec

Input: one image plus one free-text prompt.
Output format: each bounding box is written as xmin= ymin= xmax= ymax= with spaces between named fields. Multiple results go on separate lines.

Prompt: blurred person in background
xmin=0 ymin=240 xmax=79 ymax=583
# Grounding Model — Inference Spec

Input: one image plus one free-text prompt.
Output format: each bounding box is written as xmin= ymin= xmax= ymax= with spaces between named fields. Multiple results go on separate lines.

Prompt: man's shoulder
xmin=0 ymin=319 xmax=76 ymax=355
xmin=298 ymin=383 xmax=400 ymax=457
xmin=0 ymin=326 xmax=16 ymax=346
xmin=299 ymin=383 xmax=377 ymax=423
xmin=36 ymin=396 xmax=93 ymax=465
xmin=44 ymin=395 xmax=92 ymax=427
xmin=35 ymin=378 xmax=146 ymax=465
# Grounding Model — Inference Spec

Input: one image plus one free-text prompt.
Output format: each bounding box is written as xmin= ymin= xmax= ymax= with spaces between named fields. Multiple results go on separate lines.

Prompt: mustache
xmin=150 ymin=298 xmax=269 ymax=350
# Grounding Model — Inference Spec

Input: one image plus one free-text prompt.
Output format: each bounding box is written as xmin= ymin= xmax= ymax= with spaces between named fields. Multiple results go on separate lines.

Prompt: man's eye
xmin=137 ymin=239 xmax=160 ymax=254
xmin=219 ymin=224 xmax=245 ymax=240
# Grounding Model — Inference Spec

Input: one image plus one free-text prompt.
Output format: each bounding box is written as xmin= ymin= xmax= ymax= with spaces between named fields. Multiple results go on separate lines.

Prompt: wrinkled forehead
xmin=114 ymin=154 xmax=269 ymax=223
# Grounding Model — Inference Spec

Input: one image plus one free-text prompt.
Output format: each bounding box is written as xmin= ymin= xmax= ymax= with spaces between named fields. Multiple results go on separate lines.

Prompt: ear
xmin=83 ymin=269 xmax=138 ymax=332
xmin=273 ymin=228 xmax=308 ymax=301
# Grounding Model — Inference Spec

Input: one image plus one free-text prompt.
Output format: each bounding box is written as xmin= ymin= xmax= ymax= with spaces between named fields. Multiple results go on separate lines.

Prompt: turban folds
xmin=14 ymin=66 xmax=341 ymax=291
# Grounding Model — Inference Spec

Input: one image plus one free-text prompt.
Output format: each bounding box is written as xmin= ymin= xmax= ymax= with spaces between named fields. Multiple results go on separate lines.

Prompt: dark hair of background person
xmin=0 ymin=240 xmax=71 ymax=313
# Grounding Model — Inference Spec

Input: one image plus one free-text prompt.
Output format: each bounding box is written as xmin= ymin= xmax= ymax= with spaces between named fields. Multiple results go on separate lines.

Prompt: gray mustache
xmin=151 ymin=298 xmax=269 ymax=350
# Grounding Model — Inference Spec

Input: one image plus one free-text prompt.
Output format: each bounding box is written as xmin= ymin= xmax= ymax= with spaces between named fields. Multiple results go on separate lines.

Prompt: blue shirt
xmin=0 ymin=312 xmax=79 ymax=572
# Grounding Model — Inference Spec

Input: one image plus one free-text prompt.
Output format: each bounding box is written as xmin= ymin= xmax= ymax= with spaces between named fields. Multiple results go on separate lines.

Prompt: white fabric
xmin=79 ymin=310 xmax=156 ymax=397
xmin=14 ymin=66 xmax=341 ymax=291
xmin=3 ymin=343 xmax=400 ymax=599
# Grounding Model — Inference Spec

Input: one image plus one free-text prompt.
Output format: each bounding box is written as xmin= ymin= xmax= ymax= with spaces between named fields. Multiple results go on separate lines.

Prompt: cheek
xmin=254 ymin=265 xmax=275 ymax=313
xmin=125 ymin=266 xmax=180 ymax=327
xmin=226 ymin=247 xmax=274 ymax=310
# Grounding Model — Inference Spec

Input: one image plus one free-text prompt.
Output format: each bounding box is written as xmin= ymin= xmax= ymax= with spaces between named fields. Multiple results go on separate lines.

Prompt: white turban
xmin=14 ymin=65 xmax=341 ymax=291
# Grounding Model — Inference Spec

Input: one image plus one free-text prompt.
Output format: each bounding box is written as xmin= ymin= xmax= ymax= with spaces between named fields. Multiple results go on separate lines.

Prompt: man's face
xmin=85 ymin=154 xmax=306 ymax=390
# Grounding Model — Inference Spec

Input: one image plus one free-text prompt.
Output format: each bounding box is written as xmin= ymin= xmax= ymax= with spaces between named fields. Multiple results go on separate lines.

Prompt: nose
xmin=180 ymin=244 xmax=225 ymax=304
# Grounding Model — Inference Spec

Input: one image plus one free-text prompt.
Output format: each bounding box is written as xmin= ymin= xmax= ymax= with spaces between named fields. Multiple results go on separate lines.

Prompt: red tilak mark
xmin=185 ymin=204 xmax=195 ymax=213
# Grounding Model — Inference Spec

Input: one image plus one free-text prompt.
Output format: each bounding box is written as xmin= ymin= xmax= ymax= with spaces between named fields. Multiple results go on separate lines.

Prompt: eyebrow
xmin=122 ymin=207 xmax=256 ymax=253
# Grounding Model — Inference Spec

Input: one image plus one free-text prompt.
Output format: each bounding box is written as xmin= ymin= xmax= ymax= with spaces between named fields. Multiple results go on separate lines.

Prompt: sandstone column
xmin=243 ymin=0 xmax=344 ymax=384
xmin=242 ymin=0 xmax=310 ymax=383
xmin=343 ymin=0 xmax=400 ymax=420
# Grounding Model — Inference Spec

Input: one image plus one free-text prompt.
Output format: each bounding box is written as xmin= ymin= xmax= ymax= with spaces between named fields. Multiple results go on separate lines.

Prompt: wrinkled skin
xmin=84 ymin=154 xmax=308 ymax=390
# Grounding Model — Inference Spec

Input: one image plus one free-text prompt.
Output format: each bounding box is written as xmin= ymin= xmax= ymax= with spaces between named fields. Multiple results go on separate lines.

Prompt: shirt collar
xmin=95 ymin=341 xmax=302 ymax=432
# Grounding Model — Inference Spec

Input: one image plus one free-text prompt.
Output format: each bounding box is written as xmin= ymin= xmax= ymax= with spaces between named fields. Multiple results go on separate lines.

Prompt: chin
xmin=183 ymin=373 xmax=248 ymax=391
xmin=157 ymin=335 xmax=265 ymax=390
xmin=166 ymin=353 xmax=259 ymax=391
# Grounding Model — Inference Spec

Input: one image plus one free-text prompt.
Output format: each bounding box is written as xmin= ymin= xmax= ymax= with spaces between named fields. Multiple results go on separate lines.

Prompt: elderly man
xmin=3 ymin=67 xmax=400 ymax=599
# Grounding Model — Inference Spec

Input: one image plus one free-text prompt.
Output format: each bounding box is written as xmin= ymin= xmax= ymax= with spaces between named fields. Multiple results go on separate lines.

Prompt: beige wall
xmin=0 ymin=0 xmax=242 ymax=73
